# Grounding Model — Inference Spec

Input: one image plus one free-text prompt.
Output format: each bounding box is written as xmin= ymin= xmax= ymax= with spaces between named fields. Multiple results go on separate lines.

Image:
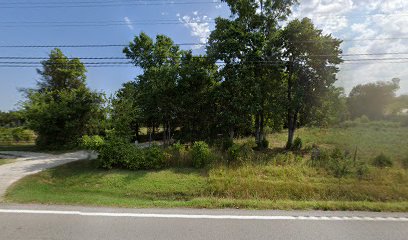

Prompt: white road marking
xmin=0 ymin=209 xmax=407 ymax=221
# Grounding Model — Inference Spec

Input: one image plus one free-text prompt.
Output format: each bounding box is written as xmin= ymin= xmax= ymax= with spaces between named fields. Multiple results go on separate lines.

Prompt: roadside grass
xmin=5 ymin=124 xmax=408 ymax=211
xmin=0 ymin=158 xmax=15 ymax=166
xmin=6 ymin=158 xmax=408 ymax=212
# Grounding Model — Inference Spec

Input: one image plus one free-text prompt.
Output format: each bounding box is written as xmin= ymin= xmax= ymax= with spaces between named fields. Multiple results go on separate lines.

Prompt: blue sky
xmin=1 ymin=0 xmax=408 ymax=111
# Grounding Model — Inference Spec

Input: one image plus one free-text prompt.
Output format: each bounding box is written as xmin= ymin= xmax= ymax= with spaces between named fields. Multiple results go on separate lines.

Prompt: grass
xmin=267 ymin=123 xmax=408 ymax=166
xmin=5 ymin=123 xmax=408 ymax=211
xmin=6 ymin=158 xmax=408 ymax=211
xmin=0 ymin=158 xmax=15 ymax=166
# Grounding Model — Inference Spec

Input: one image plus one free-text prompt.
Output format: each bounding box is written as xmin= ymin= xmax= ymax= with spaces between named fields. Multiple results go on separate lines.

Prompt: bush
xmin=257 ymin=138 xmax=269 ymax=149
xmin=372 ymin=153 xmax=393 ymax=168
xmin=359 ymin=115 xmax=370 ymax=123
xmin=166 ymin=142 xmax=190 ymax=167
xmin=355 ymin=162 xmax=370 ymax=180
xmin=191 ymin=141 xmax=212 ymax=168
xmin=80 ymin=135 xmax=105 ymax=151
xmin=310 ymin=147 xmax=355 ymax=178
xmin=98 ymin=140 xmax=166 ymax=170
xmin=292 ymin=137 xmax=302 ymax=151
xmin=143 ymin=145 xmax=166 ymax=170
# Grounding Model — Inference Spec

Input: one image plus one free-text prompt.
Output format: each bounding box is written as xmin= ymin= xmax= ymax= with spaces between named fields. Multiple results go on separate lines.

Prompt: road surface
xmin=0 ymin=151 xmax=95 ymax=199
xmin=0 ymin=204 xmax=407 ymax=240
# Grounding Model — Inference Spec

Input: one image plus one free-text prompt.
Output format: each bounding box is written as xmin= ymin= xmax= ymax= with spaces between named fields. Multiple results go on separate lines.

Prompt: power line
xmin=0 ymin=43 xmax=204 ymax=48
xmin=0 ymin=1 xmax=219 ymax=9
xmin=2 ymin=36 xmax=408 ymax=49
xmin=3 ymin=52 xmax=408 ymax=60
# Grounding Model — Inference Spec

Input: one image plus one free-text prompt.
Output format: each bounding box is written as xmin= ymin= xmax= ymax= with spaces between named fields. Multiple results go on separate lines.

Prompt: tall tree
xmin=23 ymin=48 xmax=105 ymax=148
xmin=110 ymin=82 xmax=142 ymax=142
xmin=281 ymin=18 xmax=342 ymax=149
xmin=348 ymin=78 xmax=400 ymax=120
xmin=124 ymin=33 xmax=181 ymax=144
xmin=177 ymin=51 xmax=219 ymax=142
xmin=207 ymin=0 xmax=296 ymax=146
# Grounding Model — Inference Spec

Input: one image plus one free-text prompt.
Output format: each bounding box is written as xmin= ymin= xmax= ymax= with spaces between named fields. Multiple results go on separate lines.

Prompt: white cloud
xmin=290 ymin=0 xmax=408 ymax=94
xmin=124 ymin=16 xmax=134 ymax=30
xmin=213 ymin=0 xmax=222 ymax=9
xmin=178 ymin=12 xmax=211 ymax=49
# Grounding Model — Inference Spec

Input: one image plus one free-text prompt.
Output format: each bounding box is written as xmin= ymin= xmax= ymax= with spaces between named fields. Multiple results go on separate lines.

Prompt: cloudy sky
xmin=0 ymin=0 xmax=407 ymax=111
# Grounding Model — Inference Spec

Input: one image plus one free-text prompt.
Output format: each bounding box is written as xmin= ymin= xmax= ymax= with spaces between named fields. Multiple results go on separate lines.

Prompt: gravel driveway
xmin=0 ymin=151 xmax=96 ymax=200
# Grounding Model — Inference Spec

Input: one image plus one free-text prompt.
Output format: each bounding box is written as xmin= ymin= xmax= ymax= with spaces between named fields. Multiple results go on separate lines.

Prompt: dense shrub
xmin=191 ymin=141 xmax=212 ymax=168
xmin=80 ymin=135 xmax=105 ymax=151
xmin=372 ymin=153 xmax=393 ymax=168
xmin=98 ymin=140 xmax=166 ymax=170
xmin=310 ymin=147 xmax=355 ymax=178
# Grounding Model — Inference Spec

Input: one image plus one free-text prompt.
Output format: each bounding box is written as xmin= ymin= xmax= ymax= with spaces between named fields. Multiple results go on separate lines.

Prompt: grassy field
xmin=5 ymin=123 xmax=408 ymax=211
xmin=267 ymin=123 xmax=408 ymax=165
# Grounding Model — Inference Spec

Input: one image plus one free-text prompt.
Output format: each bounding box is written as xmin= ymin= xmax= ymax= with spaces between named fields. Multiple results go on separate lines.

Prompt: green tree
xmin=177 ymin=51 xmax=219 ymax=142
xmin=281 ymin=18 xmax=343 ymax=149
xmin=23 ymin=48 xmax=105 ymax=148
xmin=124 ymin=33 xmax=181 ymax=144
xmin=348 ymin=78 xmax=400 ymax=120
xmin=110 ymin=82 xmax=142 ymax=142
xmin=207 ymin=0 xmax=296 ymax=146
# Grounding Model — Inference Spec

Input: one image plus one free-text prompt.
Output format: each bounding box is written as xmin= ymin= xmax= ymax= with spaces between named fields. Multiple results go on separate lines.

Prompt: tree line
xmin=15 ymin=0 xmax=405 ymax=149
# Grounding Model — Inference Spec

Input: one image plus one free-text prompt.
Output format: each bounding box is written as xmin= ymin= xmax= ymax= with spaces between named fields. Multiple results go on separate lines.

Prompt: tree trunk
xmin=260 ymin=111 xmax=265 ymax=142
xmin=286 ymin=69 xmax=294 ymax=150
xmin=229 ymin=128 xmax=235 ymax=140
xmin=255 ymin=113 xmax=260 ymax=144
xmin=287 ymin=110 xmax=298 ymax=150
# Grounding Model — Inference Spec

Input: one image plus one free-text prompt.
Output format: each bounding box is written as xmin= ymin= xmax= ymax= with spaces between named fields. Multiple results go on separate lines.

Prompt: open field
xmin=266 ymin=122 xmax=408 ymax=165
xmin=5 ymin=124 xmax=408 ymax=211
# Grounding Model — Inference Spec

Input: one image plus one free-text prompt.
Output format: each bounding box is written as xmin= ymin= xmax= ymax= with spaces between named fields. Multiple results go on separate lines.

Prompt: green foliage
xmin=0 ymin=111 xmax=25 ymax=128
xmin=310 ymin=147 xmax=355 ymax=178
xmin=166 ymin=142 xmax=190 ymax=167
xmin=80 ymin=135 xmax=105 ymax=151
xmin=372 ymin=153 xmax=393 ymax=168
xmin=0 ymin=127 xmax=36 ymax=145
xmin=348 ymin=79 xmax=400 ymax=120
xmin=23 ymin=49 xmax=105 ymax=149
xmin=355 ymin=162 xmax=370 ymax=180
xmin=191 ymin=141 xmax=212 ymax=168
xmin=359 ymin=115 xmax=370 ymax=123
xmin=221 ymin=138 xmax=234 ymax=151
xmin=98 ymin=140 xmax=166 ymax=170
xmin=260 ymin=139 xmax=269 ymax=149
xmin=292 ymin=137 xmax=302 ymax=151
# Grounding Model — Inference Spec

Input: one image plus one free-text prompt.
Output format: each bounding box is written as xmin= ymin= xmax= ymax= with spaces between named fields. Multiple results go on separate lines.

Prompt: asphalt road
xmin=0 ymin=204 xmax=407 ymax=240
